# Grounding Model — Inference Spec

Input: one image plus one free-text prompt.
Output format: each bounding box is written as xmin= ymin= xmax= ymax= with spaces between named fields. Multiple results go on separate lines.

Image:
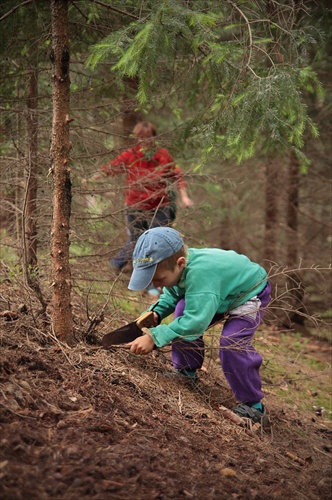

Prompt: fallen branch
xmin=218 ymin=405 xmax=246 ymax=426
xmin=285 ymin=451 xmax=306 ymax=466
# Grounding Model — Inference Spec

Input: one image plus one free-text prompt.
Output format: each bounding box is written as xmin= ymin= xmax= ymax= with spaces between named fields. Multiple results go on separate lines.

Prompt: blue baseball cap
xmin=128 ymin=227 xmax=184 ymax=291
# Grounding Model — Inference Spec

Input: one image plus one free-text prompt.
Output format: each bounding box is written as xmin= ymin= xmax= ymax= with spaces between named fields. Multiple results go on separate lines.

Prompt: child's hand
xmin=127 ymin=331 xmax=155 ymax=355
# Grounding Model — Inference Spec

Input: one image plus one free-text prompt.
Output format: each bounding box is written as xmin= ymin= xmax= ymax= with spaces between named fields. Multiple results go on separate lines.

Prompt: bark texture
xmin=50 ymin=0 xmax=73 ymax=342
xmin=287 ymin=151 xmax=299 ymax=266
xmin=264 ymin=157 xmax=279 ymax=263
xmin=24 ymin=68 xmax=38 ymax=271
xmin=286 ymin=151 xmax=305 ymax=326
xmin=120 ymin=77 xmax=143 ymax=147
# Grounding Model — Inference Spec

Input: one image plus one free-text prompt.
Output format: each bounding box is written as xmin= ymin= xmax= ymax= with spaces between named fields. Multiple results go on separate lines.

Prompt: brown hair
xmin=157 ymin=245 xmax=187 ymax=271
xmin=133 ymin=121 xmax=157 ymax=138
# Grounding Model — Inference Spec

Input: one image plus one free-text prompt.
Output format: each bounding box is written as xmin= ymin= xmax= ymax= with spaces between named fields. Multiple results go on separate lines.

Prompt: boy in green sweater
xmin=127 ymin=227 xmax=271 ymax=424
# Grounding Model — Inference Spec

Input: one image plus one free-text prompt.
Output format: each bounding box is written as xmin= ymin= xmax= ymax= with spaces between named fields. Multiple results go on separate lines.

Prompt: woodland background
xmin=0 ymin=0 xmax=331 ymax=341
xmin=0 ymin=2 xmax=332 ymax=499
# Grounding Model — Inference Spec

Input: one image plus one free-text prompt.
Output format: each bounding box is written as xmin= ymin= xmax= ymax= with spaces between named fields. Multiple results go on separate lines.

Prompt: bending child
xmin=127 ymin=227 xmax=271 ymax=425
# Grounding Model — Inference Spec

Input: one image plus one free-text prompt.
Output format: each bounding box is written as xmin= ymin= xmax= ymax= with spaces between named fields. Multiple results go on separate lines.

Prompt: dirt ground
xmin=0 ymin=289 xmax=331 ymax=500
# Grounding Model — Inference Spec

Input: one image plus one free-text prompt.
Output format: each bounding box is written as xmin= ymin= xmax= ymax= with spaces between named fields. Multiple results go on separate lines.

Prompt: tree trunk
xmin=120 ymin=77 xmax=143 ymax=147
xmin=287 ymin=151 xmax=299 ymax=266
xmin=263 ymin=157 xmax=279 ymax=263
xmin=50 ymin=0 xmax=73 ymax=342
xmin=23 ymin=68 xmax=38 ymax=272
xmin=286 ymin=151 xmax=306 ymax=326
xmin=15 ymin=83 xmax=23 ymax=248
xmin=22 ymin=66 xmax=47 ymax=314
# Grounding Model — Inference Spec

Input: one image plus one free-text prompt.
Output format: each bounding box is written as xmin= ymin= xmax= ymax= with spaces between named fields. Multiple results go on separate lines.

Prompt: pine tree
xmin=86 ymin=0 xmax=324 ymax=164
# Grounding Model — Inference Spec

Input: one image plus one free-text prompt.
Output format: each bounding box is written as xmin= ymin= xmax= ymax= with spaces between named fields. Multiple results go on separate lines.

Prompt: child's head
xmin=151 ymin=248 xmax=187 ymax=289
xmin=133 ymin=122 xmax=157 ymax=138
xmin=128 ymin=227 xmax=186 ymax=291
xmin=133 ymin=122 xmax=157 ymax=148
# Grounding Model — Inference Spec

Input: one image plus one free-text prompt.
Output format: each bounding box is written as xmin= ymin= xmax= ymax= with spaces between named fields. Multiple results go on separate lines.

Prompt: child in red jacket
xmin=100 ymin=122 xmax=193 ymax=297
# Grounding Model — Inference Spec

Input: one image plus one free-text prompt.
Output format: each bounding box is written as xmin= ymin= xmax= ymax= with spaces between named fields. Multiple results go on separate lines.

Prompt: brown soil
xmin=0 ymin=289 xmax=331 ymax=499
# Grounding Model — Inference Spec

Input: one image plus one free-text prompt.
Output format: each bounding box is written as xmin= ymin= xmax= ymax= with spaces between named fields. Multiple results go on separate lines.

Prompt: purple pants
xmin=172 ymin=282 xmax=271 ymax=403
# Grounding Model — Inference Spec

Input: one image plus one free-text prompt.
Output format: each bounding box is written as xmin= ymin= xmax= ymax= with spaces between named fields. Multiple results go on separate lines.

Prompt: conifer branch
xmin=226 ymin=0 xmax=254 ymax=72
xmin=0 ymin=0 xmax=32 ymax=22
xmin=89 ymin=0 xmax=139 ymax=20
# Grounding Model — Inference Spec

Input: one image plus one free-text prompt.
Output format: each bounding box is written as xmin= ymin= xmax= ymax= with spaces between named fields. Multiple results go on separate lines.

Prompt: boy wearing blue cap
xmin=127 ymin=227 xmax=271 ymax=425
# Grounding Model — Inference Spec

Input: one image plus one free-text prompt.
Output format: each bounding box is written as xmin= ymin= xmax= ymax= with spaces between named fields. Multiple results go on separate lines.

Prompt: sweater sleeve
xmin=148 ymin=286 xmax=184 ymax=320
xmin=173 ymin=165 xmax=187 ymax=189
xmin=156 ymin=149 xmax=187 ymax=189
xmin=149 ymin=291 xmax=220 ymax=347
xmin=100 ymin=150 xmax=133 ymax=176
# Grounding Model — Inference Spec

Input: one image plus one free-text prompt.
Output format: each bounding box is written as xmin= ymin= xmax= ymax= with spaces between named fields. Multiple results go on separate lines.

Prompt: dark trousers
xmin=111 ymin=206 xmax=171 ymax=270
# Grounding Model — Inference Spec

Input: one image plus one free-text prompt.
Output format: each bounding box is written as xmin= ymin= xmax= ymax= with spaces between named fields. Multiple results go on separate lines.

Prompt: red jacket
xmin=101 ymin=145 xmax=186 ymax=210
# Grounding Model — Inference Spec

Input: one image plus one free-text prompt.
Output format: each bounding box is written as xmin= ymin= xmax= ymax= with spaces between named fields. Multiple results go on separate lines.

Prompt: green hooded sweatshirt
xmin=148 ymin=248 xmax=268 ymax=347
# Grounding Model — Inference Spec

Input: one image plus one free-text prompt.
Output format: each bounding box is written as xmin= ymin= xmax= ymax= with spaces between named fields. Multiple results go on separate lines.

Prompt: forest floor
xmin=0 ymin=277 xmax=331 ymax=500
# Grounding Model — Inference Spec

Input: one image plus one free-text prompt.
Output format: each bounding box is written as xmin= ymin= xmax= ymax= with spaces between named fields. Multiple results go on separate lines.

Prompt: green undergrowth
xmin=257 ymin=329 xmax=331 ymax=420
xmin=204 ymin=325 xmax=331 ymax=421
